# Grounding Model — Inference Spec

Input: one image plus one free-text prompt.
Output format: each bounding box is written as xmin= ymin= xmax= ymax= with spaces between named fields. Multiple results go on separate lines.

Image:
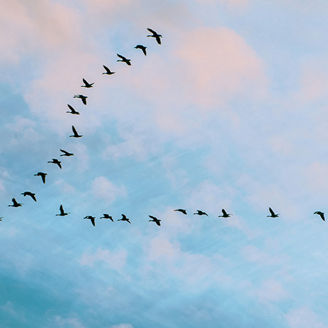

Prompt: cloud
xmin=256 ymin=279 xmax=288 ymax=303
xmin=80 ymin=248 xmax=127 ymax=272
xmin=286 ymin=307 xmax=327 ymax=328
xmin=91 ymin=176 xmax=126 ymax=204
xmin=110 ymin=324 xmax=134 ymax=328
xmin=53 ymin=316 xmax=85 ymax=328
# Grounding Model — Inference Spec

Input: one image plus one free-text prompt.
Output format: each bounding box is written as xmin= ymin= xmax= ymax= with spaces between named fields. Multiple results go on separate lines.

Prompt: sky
xmin=1 ymin=0 xmax=328 ymax=327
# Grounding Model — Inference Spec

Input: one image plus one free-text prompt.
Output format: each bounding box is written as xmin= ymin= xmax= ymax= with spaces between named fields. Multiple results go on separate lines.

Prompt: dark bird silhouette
xmin=102 ymin=65 xmax=115 ymax=75
xmin=267 ymin=207 xmax=279 ymax=218
xmin=218 ymin=209 xmax=231 ymax=218
xmin=100 ymin=214 xmax=114 ymax=222
xmin=117 ymin=54 xmax=131 ymax=66
xmin=149 ymin=215 xmax=161 ymax=226
xmin=174 ymin=209 xmax=187 ymax=215
xmin=0 ymin=217 xmax=3 ymax=221
xmin=135 ymin=44 xmax=147 ymax=55
xmin=60 ymin=149 xmax=74 ymax=157
xmin=314 ymin=211 xmax=325 ymax=221
xmin=34 ymin=172 xmax=47 ymax=184
xmin=8 ymin=198 xmax=22 ymax=207
xmin=70 ymin=125 xmax=82 ymax=138
xmin=48 ymin=158 xmax=62 ymax=169
xmin=84 ymin=215 xmax=96 ymax=226
xmin=147 ymin=28 xmax=162 ymax=44
xmin=56 ymin=204 xmax=69 ymax=216
xmin=194 ymin=210 xmax=208 ymax=216
xmin=81 ymin=78 xmax=94 ymax=88
xmin=74 ymin=94 xmax=88 ymax=105
xmin=21 ymin=191 xmax=37 ymax=202
xmin=118 ymin=214 xmax=131 ymax=224
xmin=66 ymin=104 xmax=80 ymax=115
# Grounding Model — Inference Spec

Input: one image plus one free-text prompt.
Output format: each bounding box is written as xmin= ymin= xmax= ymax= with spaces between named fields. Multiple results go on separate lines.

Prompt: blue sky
xmin=1 ymin=1 xmax=328 ymax=327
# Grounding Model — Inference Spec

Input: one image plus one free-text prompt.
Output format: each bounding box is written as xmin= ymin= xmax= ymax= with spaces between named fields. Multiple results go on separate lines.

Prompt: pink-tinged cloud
xmin=91 ymin=176 xmax=126 ymax=204
xmin=286 ymin=307 xmax=327 ymax=328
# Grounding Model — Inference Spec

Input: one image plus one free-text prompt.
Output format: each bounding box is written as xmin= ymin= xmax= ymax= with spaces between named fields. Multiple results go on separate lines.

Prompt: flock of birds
xmin=2 ymin=28 xmax=327 ymax=226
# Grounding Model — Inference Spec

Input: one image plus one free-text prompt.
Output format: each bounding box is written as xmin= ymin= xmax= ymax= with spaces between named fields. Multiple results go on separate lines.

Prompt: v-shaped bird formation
xmin=2 ymin=28 xmax=326 ymax=228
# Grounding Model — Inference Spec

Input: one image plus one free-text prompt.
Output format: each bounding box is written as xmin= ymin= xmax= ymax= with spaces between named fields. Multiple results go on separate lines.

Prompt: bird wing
xmin=72 ymin=125 xmax=78 ymax=135
xmin=67 ymin=104 xmax=74 ymax=112
xmin=12 ymin=198 xmax=18 ymax=206
xmin=58 ymin=162 xmax=62 ymax=169
xmin=31 ymin=194 xmax=37 ymax=202
xmin=156 ymin=220 xmax=161 ymax=226
xmin=59 ymin=205 xmax=64 ymax=214
xmin=222 ymin=209 xmax=227 ymax=216
xmin=91 ymin=217 xmax=95 ymax=226
xmin=147 ymin=28 xmax=156 ymax=35
xmin=60 ymin=149 xmax=68 ymax=155
xmin=103 ymin=65 xmax=110 ymax=73
xmin=82 ymin=97 xmax=87 ymax=105
xmin=82 ymin=78 xmax=88 ymax=85
xmin=269 ymin=207 xmax=275 ymax=216
xmin=41 ymin=173 xmax=46 ymax=183
xmin=117 ymin=54 xmax=124 ymax=60
xmin=149 ymin=215 xmax=156 ymax=220
xmin=155 ymin=36 xmax=161 ymax=44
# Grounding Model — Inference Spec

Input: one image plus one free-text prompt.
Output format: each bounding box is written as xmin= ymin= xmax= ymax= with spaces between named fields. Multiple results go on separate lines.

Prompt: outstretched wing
xmin=155 ymin=35 xmax=161 ymax=44
xmin=269 ymin=207 xmax=275 ymax=216
xmin=147 ymin=28 xmax=156 ymax=35
xmin=72 ymin=125 xmax=78 ymax=135
xmin=103 ymin=65 xmax=110 ymax=73
xmin=82 ymin=78 xmax=88 ymax=85
xmin=59 ymin=205 xmax=64 ymax=215
xmin=82 ymin=96 xmax=87 ymax=105
xmin=91 ymin=217 xmax=95 ymax=226
xmin=117 ymin=53 xmax=124 ymax=60
xmin=222 ymin=209 xmax=228 ymax=216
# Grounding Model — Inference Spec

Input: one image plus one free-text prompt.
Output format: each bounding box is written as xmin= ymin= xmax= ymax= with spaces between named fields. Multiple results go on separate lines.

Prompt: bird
xmin=48 ymin=158 xmax=62 ymax=169
xmin=84 ymin=215 xmax=96 ymax=226
xmin=56 ymin=204 xmax=69 ymax=216
xmin=135 ymin=44 xmax=147 ymax=55
xmin=74 ymin=94 xmax=88 ymax=105
xmin=102 ymin=65 xmax=115 ymax=75
xmin=21 ymin=191 xmax=37 ymax=202
xmin=147 ymin=28 xmax=162 ymax=44
xmin=70 ymin=125 xmax=82 ymax=138
xmin=174 ymin=209 xmax=187 ymax=215
xmin=66 ymin=104 xmax=80 ymax=115
xmin=194 ymin=210 xmax=208 ymax=216
xmin=218 ymin=209 xmax=231 ymax=218
xmin=267 ymin=207 xmax=279 ymax=218
xmin=117 ymin=54 xmax=131 ymax=66
xmin=0 ymin=217 xmax=3 ymax=221
xmin=100 ymin=214 xmax=114 ymax=222
xmin=118 ymin=214 xmax=131 ymax=224
xmin=149 ymin=215 xmax=161 ymax=226
xmin=314 ymin=211 xmax=325 ymax=221
xmin=34 ymin=172 xmax=47 ymax=184
xmin=60 ymin=149 xmax=74 ymax=157
xmin=8 ymin=198 xmax=22 ymax=207
xmin=81 ymin=78 xmax=94 ymax=88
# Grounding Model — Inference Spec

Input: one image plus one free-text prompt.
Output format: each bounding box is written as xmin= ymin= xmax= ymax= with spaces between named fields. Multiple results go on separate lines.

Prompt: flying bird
xmin=8 ymin=198 xmax=22 ymax=207
xmin=48 ymin=158 xmax=62 ymax=169
xmin=314 ymin=211 xmax=325 ymax=221
xmin=194 ymin=210 xmax=208 ymax=216
xmin=81 ymin=78 xmax=94 ymax=88
xmin=149 ymin=215 xmax=161 ymax=226
xmin=66 ymin=104 xmax=80 ymax=115
xmin=117 ymin=54 xmax=131 ymax=66
xmin=218 ymin=209 xmax=231 ymax=218
xmin=21 ymin=191 xmax=37 ymax=202
xmin=60 ymin=149 xmax=74 ymax=157
xmin=0 ymin=217 xmax=3 ymax=221
xmin=147 ymin=28 xmax=162 ymax=44
xmin=100 ymin=214 xmax=114 ymax=222
xmin=135 ymin=44 xmax=147 ymax=55
xmin=70 ymin=125 xmax=82 ymax=138
xmin=34 ymin=172 xmax=47 ymax=184
xmin=84 ymin=215 xmax=96 ymax=226
xmin=56 ymin=204 xmax=69 ymax=216
xmin=174 ymin=209 xmax=187 ymax=215
xmin=118 ymin=214 xmax=131 ymax=224
xmin=102 ymin=65 xmax=115 ymax=75
xmin=74 ymin=94 xmax=88 ymax=105
xmin=267 ymin=207 xmax=279 ymax=218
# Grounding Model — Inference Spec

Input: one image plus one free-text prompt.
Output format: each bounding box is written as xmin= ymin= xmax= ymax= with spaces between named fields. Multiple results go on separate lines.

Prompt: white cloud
xmin=286 ymin=307 xmax=327 ymax=328
xmin=110 ymin=324 xmax=134 ymax=328
xmin=53 ymin=316 xmax=85 ymax=328
xmin=91 ymin=176 xmax=126 ymax=204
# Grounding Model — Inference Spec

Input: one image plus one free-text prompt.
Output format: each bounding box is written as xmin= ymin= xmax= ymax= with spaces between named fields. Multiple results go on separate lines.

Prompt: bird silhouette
xmin=117 ymin=54 xmax=131 ymax=66
xmin=147 ymin=28 xmax=162 ymax=44
xmin=66 ymin=104 xmax=80 ymax=115
xmin=70 ymin=125 xmax=82 ymax=138
xmin=48 ymin=158 xmax=62 ymax=169
xmin=314 ymin=211 xmax=325 ymax=221
xmin=74 ymin=94 xmax=88 ymax=105
xmin=60 ymin=149 xmax=74 ymax=157
xmin=84 ymin=215 xmax=96 ymax=226
xmin=118 ymin=214 xmax=131 ymax=224
xmin=267 ymin=207 xmax=279 ymax=218
xmin=149 ymin=215 xmax=161 ymax=226
xmin=174 ymin=209 xmax=187 ymax=215
xmin=0 ymin=217 xmax=3 ymax=221
xmin=194 ymin=210 xmax=208 ymax=216
xmin=8 ymin=198 xmax=22 ymax=207
xmin=81 ymin=78 xmax=94 ymax=88
xmin=218 ymin=209 xmax=231 ymax=218
xmin=56 ymin=204 xmax=69 ymax=216
xmin=21 ymin=191 xmax=37 ymax=202
xmin=100 ymin=214 xmax=114 ymax=222
xmin=135 ymin=44 xmax=147 ymax=55
xmin=34 ymin=172 xmax=47 ymax=184
xmin=102 ymin=65 xmax=115 ymax=75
